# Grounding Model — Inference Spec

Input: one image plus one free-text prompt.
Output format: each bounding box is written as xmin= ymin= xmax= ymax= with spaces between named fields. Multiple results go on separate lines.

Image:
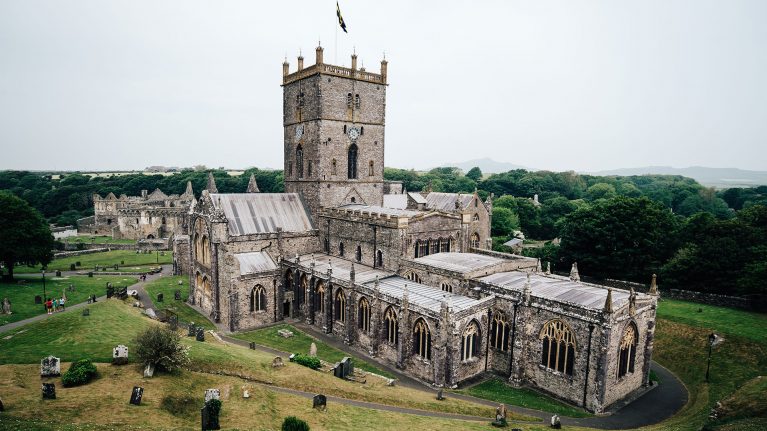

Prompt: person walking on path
xmin=59 ymin=296 xmax=66 ymax=311
xmin=52 ymin=298 xmax=59 ymax=313
xmin=45 ymin=298 xmax=52 ymax=315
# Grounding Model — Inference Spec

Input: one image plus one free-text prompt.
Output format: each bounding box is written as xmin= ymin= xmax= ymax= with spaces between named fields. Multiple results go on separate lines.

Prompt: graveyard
xmin=143 ymin=275 xmax=217 ymax=331
xmin=12 ymin=249 xmax=172 ymax=274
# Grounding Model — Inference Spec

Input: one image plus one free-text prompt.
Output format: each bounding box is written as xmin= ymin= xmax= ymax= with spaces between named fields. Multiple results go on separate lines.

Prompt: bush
xmin=61 ymin=359 xmax=98 ymax=387
xmin=292 ymin=353 xmax=321 ymax=370
xmin=282 ymin=416 xmax=310 ymax=431
xmin=133 ymin=326 xmax=189 ymax=373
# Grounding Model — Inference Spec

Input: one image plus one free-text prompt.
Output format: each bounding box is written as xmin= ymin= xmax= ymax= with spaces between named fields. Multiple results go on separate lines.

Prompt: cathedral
xmin=180 ymin=45 xmax=658 ymax=414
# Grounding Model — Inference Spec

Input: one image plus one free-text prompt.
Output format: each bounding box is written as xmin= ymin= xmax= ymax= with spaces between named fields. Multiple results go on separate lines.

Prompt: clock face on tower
xmin=294 ymin=124 xmax=304 ymax=141
xmin=347 ymin=127 xmax=360 ymax=141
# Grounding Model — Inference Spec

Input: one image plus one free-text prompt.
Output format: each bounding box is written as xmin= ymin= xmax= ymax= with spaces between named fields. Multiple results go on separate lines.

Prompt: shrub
xmin=61 ymin=359 xmax=98 ymax=387
xmin=292 ymin=354 xmax=321 ymax=370
xmin=282 ymin=416 xmax=310 ymax=431
xmin=133 ymin=326 xmax=189 ymax=373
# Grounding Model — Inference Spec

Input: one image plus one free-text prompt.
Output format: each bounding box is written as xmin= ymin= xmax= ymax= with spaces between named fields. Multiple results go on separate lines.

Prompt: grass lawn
xmin=456 ymin=378 xmax=592 ymax=418
xmin=143 ymin=275 xmax=216 ymax=331
xmin=13 ymin=249 xmax=172 ymax=274
xmin=233 ymin=324 xmax=395 ymax=379
xmin=0 ymin=274 xmax=137 ymax=327
xmin=64 ymin=235 xmax=137 ymax=245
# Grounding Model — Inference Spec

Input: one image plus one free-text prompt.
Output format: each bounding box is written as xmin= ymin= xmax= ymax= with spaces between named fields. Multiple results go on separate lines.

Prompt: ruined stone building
xmin=184 ymin=45 xmax=658 ymax=413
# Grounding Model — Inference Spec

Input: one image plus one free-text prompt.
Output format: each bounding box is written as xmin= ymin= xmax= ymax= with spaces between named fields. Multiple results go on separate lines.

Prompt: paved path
xmin=0 ymin=265 xmax=173 ymax=334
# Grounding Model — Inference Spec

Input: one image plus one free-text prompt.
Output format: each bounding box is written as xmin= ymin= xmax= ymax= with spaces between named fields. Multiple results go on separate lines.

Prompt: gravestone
xmin=82 ymin=308 xmax=90 ymax=316
xmin=168 ymin=314 xmax=178 ymax=330
xmin=69 ymin=263 xmax=76 ymax=271
xmin=309 ymin=342 xmax=317 ymax=357
xmin=117 ymin=287 xmax=128 ymax=300
xmin=106 ymin=286 xmax=115 ymax=298
xmin=550 ymin=414 xmax=561 ymax=429
xmin=188 ymin=324 xmax=197 ymax=337
xmin=201 ymin=400 xmax=221 ymax=430
xmin=492 ymin=403 xmax=508 ymax=427
xmin=174 ymin=290 xmax=182 ymax=301
xmin=68 ymin=284 xmax=75 ymax=292
xmin=271 ymin=356 xmax=284 ymax=368
xmin=248 ymin=342 xmax=256 ymax=350
xmin=129 ymin=386 xmax=143 ymax=405
xmin=204 ymin=389 xmax=220 ymax=403
xmin=436 ymin=389 xmax=445 ymax=401
xmin=40 ymin=356 xmax=61 ymax=377
xmin=42 ymin=383 xmax=56 ymax=400
xmin=113 ymin=264 xmax=119 ymax=270
xmin=143 ymin=363 xmax=155 ymax=378
xmin=91 ymin=294 xmax=97 ymax=302
xmin=312 ymin=394 xmax=327 ymax=410
xmin=277 ymin=329 xmax=293 ymax=338
xmin=1 ymin=297 xmax=11 ymax=315
xmin=34 ymin=295 xmax=42 ymax=304
xmin=242 ymin=389 xmax=250 ymax=399
xmin=332 ymin=363 xmax=344 ymax=379
xmin=55 ymin=270 xmax=61 ymax=277
xmin=75 ymin=261 xmax=81 ymax=267
xmin=112 ymin=345 xmax=129 ymax=365
xmin=341 ymin=357 xmax=353 ymax=376
xmin=196 ymin=327 xmax=205 ymax=342
xmin=88 ymin=272 xmax=93 ymax=277
xmin=157 ymin=293 xmax=164 ymax=303
xmin=145 ymin=308 xmax=157 ymax=319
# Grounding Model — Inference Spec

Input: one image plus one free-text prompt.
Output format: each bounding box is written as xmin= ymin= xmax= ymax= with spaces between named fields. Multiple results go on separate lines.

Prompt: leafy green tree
xmin=538 ymin=196 xmax=577 ymax=239
xmin=558 ymin=196 xmax=679 ymax=281
xmin=585 ymin=183 xmax=617 ymax=201
xmin=466 ymin=166 xmax=483 ymax=182
xmin=491 ymin=207 xmax=520 ymax=237
xmin=0 ymin=192 xmax=54 ymax=280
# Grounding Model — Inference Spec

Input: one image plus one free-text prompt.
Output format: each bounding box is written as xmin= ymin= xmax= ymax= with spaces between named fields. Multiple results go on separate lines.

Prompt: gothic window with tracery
xmin=385 ymin=307 xmax=399 ymax=345
xmin=250 ymin=285 xmax=266 ymax=312
xmin=315 ymin=282 xmax=326 ymax=313
xmin=470 ymin=233 xmax=480 ymax=249
xmin=334 ymin=288 xmax=346 ymax=322
xmin=358 ymin=297 xmax=370 ymax=332
xmin=440 ymin=238 xmax=451 ymax=253
xmin=461 ymin=321 xmax=480 ymax=361
xmin=490 ymin=311 xmax=510 ymax=351
xmin=406 ymin=272 xmax=421 ymax=283
xmin=413 ymin=319 xmax=432 ymax=360
xmin=441 ymin=283 xmax=453 ymax=293
xmin=540 ymin=320 xmax=576 ymax=376
xmin=618 ymin=323 xmax=638 ymax=378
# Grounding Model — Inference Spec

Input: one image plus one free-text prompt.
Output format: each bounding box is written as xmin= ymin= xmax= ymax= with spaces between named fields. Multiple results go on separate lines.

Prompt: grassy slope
xmin=143 ymin=275 xmax=216 ymax=331
xmin=65 ymin=235 xmax=137 ymax=245
xmin=232 ymin=323 xmax=395 ymax=378
xmin=15 ymin=249 xmax=172 ymax=274
xmin=0 ymin=274 xmax=136 ymax=326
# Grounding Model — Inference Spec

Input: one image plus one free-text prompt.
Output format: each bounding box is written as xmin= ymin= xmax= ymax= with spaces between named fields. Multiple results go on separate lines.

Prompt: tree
xmin=133 ymin=326 xmax=189 ymax=373
xmin=585 ymin=183 xmax=616 ymax=201
xmin=491 ymin=207 xmax=520 ymax=237
xmin=558 ymin=196 xmax=679 ymax=281
xmin=0 ymin=192 xmax=54 ymax=280
xmin=466 ymin=166 xmax=483 ymax=182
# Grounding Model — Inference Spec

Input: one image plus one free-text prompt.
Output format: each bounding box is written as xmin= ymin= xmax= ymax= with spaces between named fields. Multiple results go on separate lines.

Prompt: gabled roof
xmin=210 ymin=193 xmax=314 ymax=235
xmin=337 ymin=204 xmax=421 ymax=218
xmin=424 ymin=192 xmax=475 ymax=211
xmin=146 ymin=188 xmax=168 ymax=200
xmin=408 ymin=192 xmax=427 ymax=204
xmin=362 ymin=275 xmax=481 ymax=313
xmin=235 ymin=251 xmax=277 ymax=275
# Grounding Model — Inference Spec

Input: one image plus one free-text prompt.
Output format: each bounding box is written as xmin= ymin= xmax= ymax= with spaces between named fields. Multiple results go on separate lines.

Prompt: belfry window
xmin=308 ymin=160 xmax=313 ymax=177
xmin=348 ymin=144 xmax=358 ymax=179
xmin=540 ymin=320 xmax=576 ymax=376
xmin=339 ymin=242 xmax=344 ymax=257
xmin=354 ymin=94 xmax=360 ymax=108
xmin=346 ymin=93 xmax=352 ymax=108
xmin=618 ymin=323 xmax=638 ymax=378
xmin=331 ymin=159 xmax=337 ymax=176
xmin=296 ymin=145 xmax=304 ymax=179
xmin=413 ymin=319 xmax=431 ymax=360
xmin=355 ymin=245 xmax=362 ymax=262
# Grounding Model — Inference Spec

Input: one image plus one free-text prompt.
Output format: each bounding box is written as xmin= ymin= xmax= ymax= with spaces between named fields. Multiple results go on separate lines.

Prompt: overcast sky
xmin=1 ymin=0 xmax=765 ymax=172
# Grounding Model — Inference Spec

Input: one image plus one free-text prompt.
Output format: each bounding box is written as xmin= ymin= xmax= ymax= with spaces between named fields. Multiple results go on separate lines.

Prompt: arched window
xmin=299 ymin=274 xmax=308 ymax=305
xmin=315 ymin=281 xmax=326 ymax=313
xmin=406 ymin=272 xmax=421 ymax=283
xmin=331 ymin=159 xmax=337 ymax=176
xmin=475 ymin=198 xmax=478 ymax=208
xmin=354 ymin=94 xmax=361 ymax=108
xmin=376 ymin=250 xmax=383 ymax=268
xmin=201 ymin=235 xmax=210 ymax=265
xmin=368 ymin=160 xmax=374 ymax=176
xmin=470 ymin=233 xmax=480 ymax=249
xmin=346 ymin=93 xmax=353 ymax=107
xmin=439 ymin=238 xmax=451 ymax=253
xmin=348 ymin=144 xmax=358 ymax=179
xmin=418 ymin=240 xmax=429 ymax=257
xmin=441 ymin=283 xmax=453 ymax=293
xmin=296 ymin=144 xmax=304 ymax=178
xmin=250 ymin=285 xmax=266 ymax=312
xmin=334 ymin=288 xmax=346 ymax=322
xmin=339 ymin=242 xmax=345 ymax=257
xmin=490 ymin=311 xmax=510 ymax=351
xmin=540 ymin=320 xmax=576 ymax=376
xmin=461 ymin=321 xmax=480 ymax=361
xmin=430 ymin=239 xmax=439 ymax=255
xmin=618 ymin=323 xmax=638 ymax=378
xmin=355 ymin=245 xmax=362 ymax=262
xmin=385 ymin=307 xmax=398 ymax=345
xmin=472 ymin=214 xmax=479 ymax=222
xmin=413 ymin=319 xmax=432 ymax=360
xmin=358 ymin=298 xmax=370 ymax=332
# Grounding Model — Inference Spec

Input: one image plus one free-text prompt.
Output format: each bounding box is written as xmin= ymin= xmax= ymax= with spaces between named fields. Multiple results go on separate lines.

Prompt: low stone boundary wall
xmin=663 ymin=289 xmax=752 ymax=310
xmin=53 ymin=248 xmax=109 ymax=258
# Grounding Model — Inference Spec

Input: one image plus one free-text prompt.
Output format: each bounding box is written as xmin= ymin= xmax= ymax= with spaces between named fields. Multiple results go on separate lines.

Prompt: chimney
xmin=316 ymin=45 xmax=324 ymax=65
xmin=297 ymin=53 xmax=304 ymax=71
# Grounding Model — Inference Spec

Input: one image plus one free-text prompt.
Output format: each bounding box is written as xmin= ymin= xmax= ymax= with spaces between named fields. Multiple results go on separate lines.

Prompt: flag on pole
xmin=337 ymin=1 xmax=347 ymax=33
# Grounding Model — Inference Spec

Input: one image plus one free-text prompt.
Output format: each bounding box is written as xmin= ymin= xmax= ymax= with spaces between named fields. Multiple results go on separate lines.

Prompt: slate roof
xmin=479 ymin=271 xmax=633 ymax=310
xmin=383 ymin=194 xmax=407 ymax=210
xmin=424 ymin=192 xmax=475 ymax=211
xmin=362 ymin=275 xmax=481 ymax=313
xmin=297 ymin=254 xmax=389 ymax=284
xmin=337 ymin=204 xmax=421 ymax=218
xmin=408 ymin=192 xmax=427 ymax=204
xmin=235 ymin=251 xmax=278 ymax=275
xmin=503 ymin=238 xmax=523 ymax=247
xmin=211 ymin=193 xmax=314 ymax=235
xmin=412 ymin=252 xmax=507 ymax=274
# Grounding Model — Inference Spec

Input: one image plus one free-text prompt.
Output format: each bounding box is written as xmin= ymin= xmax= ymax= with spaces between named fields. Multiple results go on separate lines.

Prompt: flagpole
xmin=334 ymin=14 xmax=338 ymax=65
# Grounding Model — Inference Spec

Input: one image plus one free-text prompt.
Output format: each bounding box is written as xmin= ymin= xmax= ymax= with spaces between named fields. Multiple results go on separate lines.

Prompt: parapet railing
xmin=283 ymin=63 xmax=385 ymax=85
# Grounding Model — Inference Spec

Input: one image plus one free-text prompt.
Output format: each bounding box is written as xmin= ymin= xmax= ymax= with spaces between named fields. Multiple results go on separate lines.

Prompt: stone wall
xmin=663 ymin=289 xmax=752 ymax=310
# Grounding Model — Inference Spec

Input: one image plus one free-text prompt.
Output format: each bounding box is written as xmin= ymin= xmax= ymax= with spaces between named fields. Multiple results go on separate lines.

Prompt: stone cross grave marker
xmin=113 ymin=345 xmax=129 ymax=365
xmin=312 ymin=394 xmax=327 ymax=410
xmin=129 ymin=386 xmax=143 ymax=405
xmin=41 ymin=383 xmax=56 ymax=400
xmin=40 ymin=356 xmax=60 ymax=377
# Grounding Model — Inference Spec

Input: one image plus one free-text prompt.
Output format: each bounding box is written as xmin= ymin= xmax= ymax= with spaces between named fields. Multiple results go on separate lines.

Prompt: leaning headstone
xmin=112 ymin=345 xmax=129 ymax=365
xmin=143 ymin=363 xmax=155 ymax=378
xmin=550 ymin=414 xmax=561 ymax=429
xmin=42 ymin=383 xmax=56 ymax=400
xmin=34 ymin=295 xmax=42 ymax=304
xmin=188 ymin=323 xmax=197 ymax=337
xmin=271 ymin=356 xmax=284 ymax=368
xmin=40 ymin=356 xmax=61 ymax=377
xmin=309 ymin=342 xmax=317 ymax=357
xmin=436 ymin=389 xmax=445 ymax=401
xmin=312 ymin=394 xmax=327 ymax=410
xmin=145 ymin=308 xmax=157 ymax=319
xmin=129 ymin=386 xmax=143 ymax=405
xmin=156 ymin=293 xmax=163 ymax=303
xmin=341 ymin=357 xmax=353 ymax=376
xmin=174 ymin=290 xmax=182 ymax=301
xmin=82 ymin=308 xmax=90 ymax=316
xmin=196 ymin=327 xmax=205 ymax=342
xmin=204 ymin=389 xmax=220 ymax=403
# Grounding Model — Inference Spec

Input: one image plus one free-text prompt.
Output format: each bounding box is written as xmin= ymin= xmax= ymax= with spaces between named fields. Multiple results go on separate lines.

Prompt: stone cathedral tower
xmin=282 ymin=45 xmax=388 ymax=221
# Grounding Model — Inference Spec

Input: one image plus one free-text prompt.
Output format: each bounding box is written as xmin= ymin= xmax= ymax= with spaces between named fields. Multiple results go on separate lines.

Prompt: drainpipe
xmin=507 ymin=302 xmax=519 ymax=378
xmin=583 ymin=323 xmax=595 ymax=408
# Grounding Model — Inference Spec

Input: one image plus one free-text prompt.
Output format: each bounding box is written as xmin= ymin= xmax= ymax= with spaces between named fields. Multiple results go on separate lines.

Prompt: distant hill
xmin=590 ymin=166 xmax=767 ymax=188
xmin=435 ymin=158 xmax=531 ymax=174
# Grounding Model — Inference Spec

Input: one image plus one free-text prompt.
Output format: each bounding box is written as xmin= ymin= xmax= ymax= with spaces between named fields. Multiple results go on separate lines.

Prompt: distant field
xmin=14 ymin=249 xmax=172 ymax=274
